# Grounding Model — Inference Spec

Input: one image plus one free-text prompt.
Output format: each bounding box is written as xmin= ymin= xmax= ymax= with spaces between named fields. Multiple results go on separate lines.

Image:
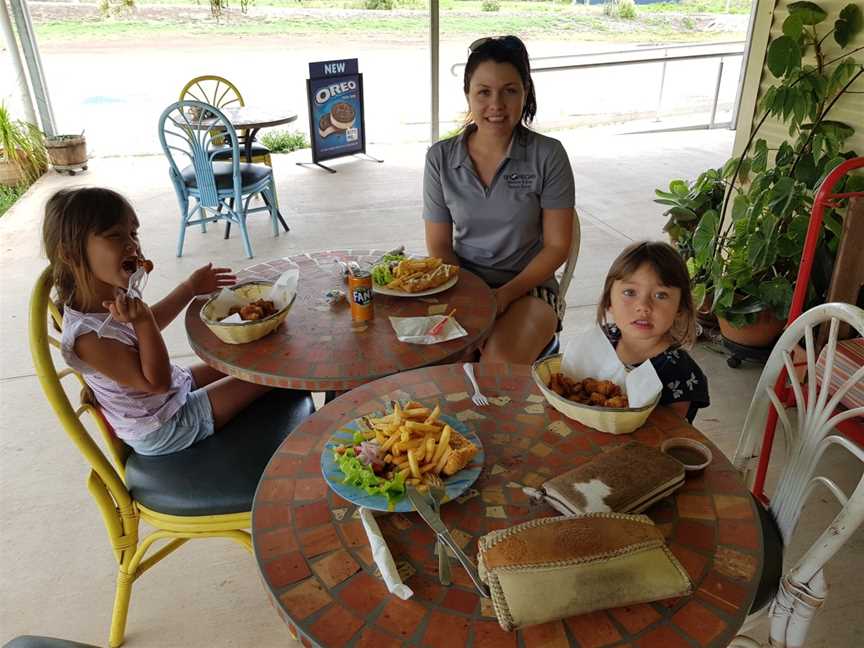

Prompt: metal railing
xmin=451 ymin=41 xmax=746 ymax=129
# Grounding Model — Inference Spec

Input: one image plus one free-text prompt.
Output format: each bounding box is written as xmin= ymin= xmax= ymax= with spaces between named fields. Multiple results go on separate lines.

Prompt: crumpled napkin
xmin=213 ymin=269 xmax=299 ymax=323
xmin=560 ymin=325 xmax=662 ymax=408
xmin=389 ymin=315 xmax=467 ymax=345
xmin=96 ymin=266 xmax=148 ymax=338
xmin=359 ymin=507 xmax=413 ymax=600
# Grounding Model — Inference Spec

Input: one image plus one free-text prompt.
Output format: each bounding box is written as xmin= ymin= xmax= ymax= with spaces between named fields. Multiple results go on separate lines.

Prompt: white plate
xmin=373 ymin=274 xmax=459 ymax=297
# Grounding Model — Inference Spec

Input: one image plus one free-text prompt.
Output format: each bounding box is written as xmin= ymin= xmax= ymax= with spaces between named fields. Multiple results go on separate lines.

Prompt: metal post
xmin=8 ymin=0 xmax=55 ymax=136
xmin=0 ymin=0 xmax=37 ymax=125
xmin=655 ymin=48 xmax=668 ymax=122
xmin=710 ymin=58 xmax=725 ymax=129
xmin=430 ymin=0 xmax=439 ymax=144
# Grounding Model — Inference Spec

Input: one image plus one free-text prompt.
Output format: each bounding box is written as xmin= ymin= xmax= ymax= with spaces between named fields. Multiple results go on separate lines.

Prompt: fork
xmin=426 ymin=474 xmax=451 ymax=585
xmin=463 ymin=363 xmax=489 ymax=407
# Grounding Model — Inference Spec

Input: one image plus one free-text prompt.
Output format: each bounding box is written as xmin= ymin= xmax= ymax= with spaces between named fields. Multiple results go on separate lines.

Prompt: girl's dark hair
xmin=596 ymin=240 xmax=697 ymax=347
xmin=42 ymin=187 xmax=139 ymax=309
xmin=463 ymin=35 xmax=537 ymax=126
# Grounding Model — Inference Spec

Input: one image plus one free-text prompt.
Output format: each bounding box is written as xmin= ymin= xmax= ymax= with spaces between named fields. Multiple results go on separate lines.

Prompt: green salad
xmin=333 ymin=446 xmax=406 ymax=503
xmin=371 ymin=252 xmax=406 ymax=286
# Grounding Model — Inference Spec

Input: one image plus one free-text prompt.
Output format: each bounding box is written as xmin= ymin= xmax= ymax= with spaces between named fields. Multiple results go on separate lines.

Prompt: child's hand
xmin=103 ymin=290 xmax=152 ymax=325
xmin=185 ymin=263 xmax=236 ymax=296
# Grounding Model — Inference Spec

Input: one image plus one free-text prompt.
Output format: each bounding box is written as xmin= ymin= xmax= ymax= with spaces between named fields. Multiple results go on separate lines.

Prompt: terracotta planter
xmin=718 ymin=310 xmax=785 ymax=348
xmin=0 ymin=158 xmax=25 ymax=186
xmin=695 ymin=292 xmax=718 ymax=330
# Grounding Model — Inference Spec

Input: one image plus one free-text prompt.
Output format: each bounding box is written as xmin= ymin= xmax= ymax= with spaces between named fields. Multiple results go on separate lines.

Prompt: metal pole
xmin=430 ymin=0 xmax=439 ymax=144
xmin=0 ymin=0 xmax=37 ymax=125
xmin=655 ymin=48 xmax=668 ymax=122
xmin=710 ymin=58 xmax=724 ymax=128
xmin=8 ymin=0 xmax=55 ymax=136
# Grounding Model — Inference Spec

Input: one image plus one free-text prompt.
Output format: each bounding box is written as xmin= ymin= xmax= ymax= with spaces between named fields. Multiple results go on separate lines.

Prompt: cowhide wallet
xmin=477 ymin=513 xmax=692 ymax=631
xmin=529 ymin=441 xmax=685 ymax=516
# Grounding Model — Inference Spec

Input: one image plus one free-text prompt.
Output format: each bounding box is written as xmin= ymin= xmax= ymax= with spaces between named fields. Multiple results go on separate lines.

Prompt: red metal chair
xmin=741 ymin=157 xmax=864 ymax=503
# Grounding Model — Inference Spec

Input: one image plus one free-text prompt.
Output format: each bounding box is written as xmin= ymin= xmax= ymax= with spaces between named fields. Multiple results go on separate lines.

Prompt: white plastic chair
xmin=730 ymin=302 xmax=864 ymax=648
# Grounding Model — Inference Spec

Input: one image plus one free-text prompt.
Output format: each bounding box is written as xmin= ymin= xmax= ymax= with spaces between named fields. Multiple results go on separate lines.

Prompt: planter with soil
xmin=0 ymin=158 xmax=26 ymax=186
xmin=718 ymin=310 xmax=786 ymax=368
xmin=45 ymin=134 xmax=88 ymax=175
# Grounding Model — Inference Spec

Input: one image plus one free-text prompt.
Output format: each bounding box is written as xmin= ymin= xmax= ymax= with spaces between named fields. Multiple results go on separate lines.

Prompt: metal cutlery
xmin=426 ymin=474 xmax=451 ymax=585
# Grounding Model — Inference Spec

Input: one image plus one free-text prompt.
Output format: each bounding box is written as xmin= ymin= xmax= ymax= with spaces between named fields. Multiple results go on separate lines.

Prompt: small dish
xmin=661 ymin=438 xmax=713 ymax=472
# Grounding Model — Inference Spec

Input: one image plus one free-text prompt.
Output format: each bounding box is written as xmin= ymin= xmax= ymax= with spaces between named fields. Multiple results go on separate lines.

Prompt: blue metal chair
xmin=158 ymin=100 xmax=281 ymax=259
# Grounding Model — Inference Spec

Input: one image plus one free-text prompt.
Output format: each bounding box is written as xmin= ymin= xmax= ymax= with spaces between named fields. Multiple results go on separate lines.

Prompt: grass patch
xmin=0 ymin=183 xmax=26 ymax=218
xmin=261 ymin=129 xmax=309 ymax=152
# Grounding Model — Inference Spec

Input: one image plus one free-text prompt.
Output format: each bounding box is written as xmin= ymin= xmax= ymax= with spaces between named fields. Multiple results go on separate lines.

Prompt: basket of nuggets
xmin=200 ymin=274 xmax=297 ymax=344
xmin=372 ymin=255 xmax=459 ymax=295
xmin=532 ymin=327 xmax=662 ymax=435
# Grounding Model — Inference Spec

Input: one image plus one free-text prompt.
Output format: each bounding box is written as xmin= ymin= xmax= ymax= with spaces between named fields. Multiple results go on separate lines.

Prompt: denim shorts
xmin=127 ymin=388 xmax=215 ymax=456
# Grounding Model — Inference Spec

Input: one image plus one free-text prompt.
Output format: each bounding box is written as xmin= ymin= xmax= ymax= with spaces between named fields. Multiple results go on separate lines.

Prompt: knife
xmin=407 ymin=487 xmax=490 ymax=597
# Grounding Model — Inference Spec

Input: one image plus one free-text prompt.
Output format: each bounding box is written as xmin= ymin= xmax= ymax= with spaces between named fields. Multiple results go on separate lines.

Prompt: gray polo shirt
xmin=423 ymin=125 xmax=575 ymax=292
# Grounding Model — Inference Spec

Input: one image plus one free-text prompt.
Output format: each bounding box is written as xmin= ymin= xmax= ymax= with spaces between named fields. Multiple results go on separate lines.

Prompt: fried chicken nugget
xmin=592 ymin=380 xmax=619 ymax=397
xmin=239 ymin=304 xmax=264 ymax=321
xmin=606 ymin=396 xmax=630 ymax=408
xmin=589 ymin=392 xmax=608 ymax=407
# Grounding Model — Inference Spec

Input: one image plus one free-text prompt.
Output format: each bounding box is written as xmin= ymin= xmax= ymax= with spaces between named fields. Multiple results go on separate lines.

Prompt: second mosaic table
xmin=185 ymin=251 xmax=497 ymax=392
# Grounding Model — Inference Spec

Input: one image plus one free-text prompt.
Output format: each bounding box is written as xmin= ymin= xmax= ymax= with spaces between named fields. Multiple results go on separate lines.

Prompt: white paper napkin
xmin=96 ymin=266 xmax=148 ymax=338
xmin=358 ymin=507 xmax=413 ymax=600
xmin=560 ymin=325 xmax=662 ymax=408
xmin=388 ymin=315 xmax=467 ymax=345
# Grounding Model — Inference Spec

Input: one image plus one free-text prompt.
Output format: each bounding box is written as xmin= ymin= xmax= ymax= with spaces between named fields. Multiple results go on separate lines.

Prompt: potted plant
xmin=683 ymin=1 xmax=863 ymax=349
xmin=44 ymin=133 xmax=88 ymax=175
xmin=0 ymin=103 xmax=47 ymax=187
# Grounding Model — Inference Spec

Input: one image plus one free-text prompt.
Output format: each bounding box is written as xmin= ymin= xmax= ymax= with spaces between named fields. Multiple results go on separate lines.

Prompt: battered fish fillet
xmin=399 ymin=264 xmax=459 ymax=293
xmin=442 ymin=428 xmax=479 ymax=476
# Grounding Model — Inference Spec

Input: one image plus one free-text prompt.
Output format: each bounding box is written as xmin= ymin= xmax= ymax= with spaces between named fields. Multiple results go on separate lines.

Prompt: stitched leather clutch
xmin=477 ymin=514 xmax=692 ymax=631
xmin=531 ymin=441 xmax=685 ymax=516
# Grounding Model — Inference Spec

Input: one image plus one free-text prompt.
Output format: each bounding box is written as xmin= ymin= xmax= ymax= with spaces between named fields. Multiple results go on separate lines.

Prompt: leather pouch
xmin=477 ymin=514 xmax=692 ymax=631
xmin=527 ymin=441 xmax=685 ymax=515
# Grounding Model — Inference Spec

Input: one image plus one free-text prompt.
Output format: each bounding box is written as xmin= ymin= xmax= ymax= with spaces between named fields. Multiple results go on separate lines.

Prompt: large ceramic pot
xmin=718 ymin=310 xmax=785 ymax=348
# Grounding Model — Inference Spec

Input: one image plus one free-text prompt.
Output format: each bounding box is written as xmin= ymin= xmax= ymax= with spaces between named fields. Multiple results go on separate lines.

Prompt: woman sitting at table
xmin=423 ymin=35 xmax=575 ymax=364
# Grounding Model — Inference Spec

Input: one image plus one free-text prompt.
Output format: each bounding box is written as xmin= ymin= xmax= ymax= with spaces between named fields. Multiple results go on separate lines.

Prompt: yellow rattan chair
xmin=29 ymin=268 xmax=314 ymax=647
xmin=179 ymin=75 xmax=272 ymax=166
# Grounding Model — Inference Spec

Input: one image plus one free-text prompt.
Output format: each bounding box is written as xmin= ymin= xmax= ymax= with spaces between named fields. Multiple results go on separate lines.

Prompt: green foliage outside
xmin=657 ymin=2 xmax=864 ymax=328
xmin=481 ymin=0 xmax=501 ymax=12
xmin=0 ymin=184 xmax=26 ymax=218
xmin=604 ymin=0 xmax=637 ymax=21
xmin=365 ymin=0 xmax=396 ymax=9
xmin=261 ymin=129 xmax=310 ymax=153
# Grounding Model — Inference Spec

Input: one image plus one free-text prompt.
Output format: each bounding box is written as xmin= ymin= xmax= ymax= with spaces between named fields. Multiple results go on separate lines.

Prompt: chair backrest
xmin=555 ymin=210 xmax=582 ymax=320
xmin=158 ymin=100 xmax=243 ymax=208
xmin=179 ymin=75 xmax=245 ymax=109
xmin=733 ymin=302 xmax=864 ymax=552
xmin=29 ymin=268 xmax=136 ymax=556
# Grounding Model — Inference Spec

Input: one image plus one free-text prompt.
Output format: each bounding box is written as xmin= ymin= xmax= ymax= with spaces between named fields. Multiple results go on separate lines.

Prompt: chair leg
xmin=109 ymin=569 xmax=135 ymax=647
xmin=238 ymin=214 xmax=254 ymax=258
xmin=177 ymin=208 xmax=189 ymax=258
xmin=225 ymin=198 xmax=234 ymax=240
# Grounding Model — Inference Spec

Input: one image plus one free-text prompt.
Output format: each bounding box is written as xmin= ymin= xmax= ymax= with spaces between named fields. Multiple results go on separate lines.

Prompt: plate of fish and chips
xmin=371 ymin=255 xmax=460 ymax=297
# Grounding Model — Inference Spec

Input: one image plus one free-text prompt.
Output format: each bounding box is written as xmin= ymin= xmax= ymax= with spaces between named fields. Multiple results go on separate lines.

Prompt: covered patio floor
xmin=0 ymin=127 xmax=860 ymax=647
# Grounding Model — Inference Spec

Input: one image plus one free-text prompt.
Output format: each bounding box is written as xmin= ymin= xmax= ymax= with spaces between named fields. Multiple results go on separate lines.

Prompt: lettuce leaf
xmin=334 ymin=447 xmax=406 ymax=502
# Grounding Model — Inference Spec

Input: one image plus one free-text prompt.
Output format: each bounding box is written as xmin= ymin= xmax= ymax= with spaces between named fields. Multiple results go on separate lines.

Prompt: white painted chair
xmin=730 ymin=302 xmax=864 ymax=648
xmin=537 ymin=209 xmax=582 ymax=358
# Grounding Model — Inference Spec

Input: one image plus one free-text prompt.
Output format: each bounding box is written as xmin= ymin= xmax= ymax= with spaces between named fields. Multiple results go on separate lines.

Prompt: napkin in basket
xmin=561 ymin=325 xmax=662 ymax=407
xmin=214 ymin=269 xmax=299 ymax=323
xmin=389 ymin=315 xmax=467 ymax=345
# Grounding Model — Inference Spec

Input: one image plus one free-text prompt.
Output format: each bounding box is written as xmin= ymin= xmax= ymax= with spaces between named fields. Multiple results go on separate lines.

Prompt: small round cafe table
xmin=251 ymin=363 xmax=764 ymax=648
xmin=185 ymin=252 xmax=497 ymax=392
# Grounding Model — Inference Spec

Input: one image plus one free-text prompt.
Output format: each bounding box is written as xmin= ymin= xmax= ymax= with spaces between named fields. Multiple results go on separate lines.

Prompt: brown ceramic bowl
xmin=661 ymin=437 xmax=712 ymax=472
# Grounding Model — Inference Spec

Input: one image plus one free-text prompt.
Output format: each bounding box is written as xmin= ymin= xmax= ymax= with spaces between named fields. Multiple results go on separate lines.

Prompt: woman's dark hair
xmin=596 ymin=240 xmax=697 ymax=347
xmin=463 ymin=35 xmax=537 ymax=126
xmin=43 ymin=187 xmax=139 ymax=310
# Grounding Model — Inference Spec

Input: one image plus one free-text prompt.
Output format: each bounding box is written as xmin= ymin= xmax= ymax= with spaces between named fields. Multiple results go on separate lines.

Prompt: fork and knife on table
xmin=404 ymin=362 xmax=491 ymax=595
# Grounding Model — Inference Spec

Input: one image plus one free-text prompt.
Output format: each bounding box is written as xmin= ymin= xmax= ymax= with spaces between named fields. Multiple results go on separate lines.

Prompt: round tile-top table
xmin=252 ymin=363 xmax=763 ymax=648
xmin=185 ymin=252 xmax=497 ymax=392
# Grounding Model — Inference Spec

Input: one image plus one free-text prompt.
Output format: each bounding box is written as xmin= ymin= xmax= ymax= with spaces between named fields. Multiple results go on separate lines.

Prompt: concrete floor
xmin=1 ymin=127 xmax=861 ymax=647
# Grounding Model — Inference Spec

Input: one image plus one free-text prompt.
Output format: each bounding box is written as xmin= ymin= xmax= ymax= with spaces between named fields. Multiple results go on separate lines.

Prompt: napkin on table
xmin=388 ymin=315 xmax=468 ymax=345
xmin=359 ymin=507 xmax=413 ymax=600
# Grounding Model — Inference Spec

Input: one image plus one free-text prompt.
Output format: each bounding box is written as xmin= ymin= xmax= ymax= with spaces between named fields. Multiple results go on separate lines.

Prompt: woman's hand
xmin=185 ymin=263 xmax=236 ymax=296
xmin=103 ymin=290 xmax=152 ymax=326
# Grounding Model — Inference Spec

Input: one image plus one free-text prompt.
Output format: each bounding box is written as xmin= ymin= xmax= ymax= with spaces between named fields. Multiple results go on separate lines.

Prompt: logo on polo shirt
xmin=506 ymin=172 xmax=536 ymax=189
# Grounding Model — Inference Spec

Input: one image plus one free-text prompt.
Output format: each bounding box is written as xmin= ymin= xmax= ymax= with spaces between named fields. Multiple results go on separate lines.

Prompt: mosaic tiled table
xmin=252 ymin=363 xmax=763 ymax=648
xmin=185 ymin=252 xmax=496 ymax=391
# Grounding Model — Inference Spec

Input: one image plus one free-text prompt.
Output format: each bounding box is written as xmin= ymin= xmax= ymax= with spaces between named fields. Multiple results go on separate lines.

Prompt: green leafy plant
xmin=481 ymin=0 xmax=501 ymax=12
xmin=689 ymin=1 xmax=863 ymax=328
xmin=0 ymin=103 xmax=47 ymax=186
xmin=260 ymin=129 xmax=309 ymax=153
xmin=364 ymin=0 xmax=395 ymax=9
xmin=0 ymin=183 xmax=26 ymax=218
xmin=603 ymin=0 xmax=637 ymax=20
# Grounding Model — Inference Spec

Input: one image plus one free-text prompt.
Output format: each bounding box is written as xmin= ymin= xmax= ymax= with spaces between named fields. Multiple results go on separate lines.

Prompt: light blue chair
xmin=158 ymin=100 xmax=282 ymax=259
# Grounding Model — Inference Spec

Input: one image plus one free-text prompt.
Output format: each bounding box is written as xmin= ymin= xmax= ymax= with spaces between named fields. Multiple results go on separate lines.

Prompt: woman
xmin=423 ymin=35 xmax=575 ymax=364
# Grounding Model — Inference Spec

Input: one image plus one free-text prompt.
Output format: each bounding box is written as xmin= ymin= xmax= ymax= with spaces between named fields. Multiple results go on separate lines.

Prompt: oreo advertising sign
xmin=306 ymin=59 xmax=366 ymax=163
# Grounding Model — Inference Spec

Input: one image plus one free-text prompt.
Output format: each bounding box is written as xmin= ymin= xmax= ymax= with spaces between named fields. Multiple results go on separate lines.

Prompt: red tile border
xmin=564 ymin=611 xmax=622 ymax=647
xmin=308 ymin=604 xmax=364 ymax=647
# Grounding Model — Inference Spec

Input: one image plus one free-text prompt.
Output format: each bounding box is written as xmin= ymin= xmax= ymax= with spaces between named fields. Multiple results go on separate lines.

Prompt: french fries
xmin=354 ymin=400 xmax=478 ymax=490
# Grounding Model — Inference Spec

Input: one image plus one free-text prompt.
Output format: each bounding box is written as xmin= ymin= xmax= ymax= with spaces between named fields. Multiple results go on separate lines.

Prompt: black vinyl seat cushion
xmin=3 ymin=638 xmax=100 ymax=648
xmin=537 ymin=333 xmax=560 ymax=361
xmin=125 ymin=389 xmax=314 ymax=517
xmin=750 ymin=495 xmax=785 ymax=613
xmin=210 ymin=141 xmax=271 ymax=160
xmin=180 ymin=161 xmax=271 ymax=191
